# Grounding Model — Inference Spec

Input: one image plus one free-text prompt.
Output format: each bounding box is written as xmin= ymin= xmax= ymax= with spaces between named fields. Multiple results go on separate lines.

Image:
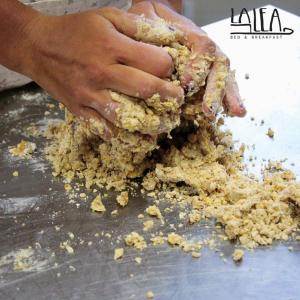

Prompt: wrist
xmin=0 ymin=1 xmax=43 ymax=75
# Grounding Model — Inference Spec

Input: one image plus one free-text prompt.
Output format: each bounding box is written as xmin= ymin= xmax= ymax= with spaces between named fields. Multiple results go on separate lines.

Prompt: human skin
xmin=0 ymin=0 xmax=245 ymax=138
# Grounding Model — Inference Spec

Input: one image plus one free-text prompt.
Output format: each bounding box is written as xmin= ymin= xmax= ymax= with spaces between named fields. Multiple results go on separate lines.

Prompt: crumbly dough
xmin=90 ymin=195 xmax=106 ymax=213
xmin=143 ymin=220 xmax=154 ymax=232
xmin=147 ymin=291 xmax=155 ymax=299
xmin=9 ymin=140 xmax=36 ymax=158
xmin=114 ymin=248 xmax=124 ymax=260
xmin=167 ymin=233 xmax=184 ymax=246
xmin=12 ymin=171 xmax=19 ymax=177
xmin=188 ymin=210 xmax=201 ymax=224
xmin=134 ymin=257 xmax=142 ymax=264
xmin=46 ymin=17 xmax=300 ymax=253
xmin=13 ymin=248 xmax=34 ymax=271
xmin=267 ymin=128 xmax=274 ymax=138
xmin=145 ymin=205 xmax=164 ymax=224
xmin=60 ymin=241 xmax=74 ymax=254
xmin=125 ymin=232 xmax=147 ymax=250
xmin=151 ymin=236 xmax=165 ymax=246
xmin=191 ymin=251 xmax=201 ymax=258
xmin=135 ymin=16 xmax=182 ymax=46
xmin=45 ymin=19 xmax=212 ymax=191
xmin=116 ymin=191 xmax=129 ymax=207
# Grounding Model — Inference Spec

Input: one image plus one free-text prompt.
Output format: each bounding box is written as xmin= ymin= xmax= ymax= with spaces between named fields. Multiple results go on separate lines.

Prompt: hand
xmin=129 ymin=1 xmax=247 ymax=119
xmin=17 ymin=7 xmax=184 ymax=139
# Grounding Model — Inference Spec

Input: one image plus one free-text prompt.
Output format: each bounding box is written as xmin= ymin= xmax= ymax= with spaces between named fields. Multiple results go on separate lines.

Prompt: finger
xmin=180 ymin=33 xmax=216 ymax=95
xmin=129 ymin=1 xmax=159 ymax=19
xmin=86 ymin=89 xmax=120 ymax=124
xmin=223 ymin=71 xmax=247 ymax=117
xmin=106 ymin=64 xmax=184 ymax=112
xmin=97 ymin=7 xmax=181 ymax=46
xmin=202 ymin=54 xmax=230 ymax=119
xmin=78 ymin=106 xmax=117 ymax=141
xmin=115 ymin=36 xmax=174 ymax=78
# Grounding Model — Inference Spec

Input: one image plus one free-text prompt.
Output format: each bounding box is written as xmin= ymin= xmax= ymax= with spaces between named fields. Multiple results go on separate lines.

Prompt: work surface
xmin=1 ymin=6 xmax=300 ymax=300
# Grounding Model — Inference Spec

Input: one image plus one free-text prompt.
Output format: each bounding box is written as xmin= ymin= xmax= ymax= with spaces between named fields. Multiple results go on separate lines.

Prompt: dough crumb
xmin=188 ymin=210 xmax=201 ymax=224
xmin=13 ymin=248 xmax=32 ymax=271
xmin=117 ymin=191 xmax=129 ymax=207
xmin=79 ymin=193 xmax=86 ymax=198
xmin=167 ymin=233 xmax=184 ymax=246
xmin=147 ymin=291 xmax=155 ymax=299
xmin=267 ymin=128 xmax=274 ymax=138
xmin=114 ymin=248 xmax=124 ymax=260
xmin=12 ymin=171 xmax=19 ymax=177
xmin=9 ymin=140 xmax=36 ymax=158
xmin=111 ymin=209 xmax=118 ymax=216
xmin=232 ymin=249 xmax=244 ymax=262
xmin=64 ymin=183 xmax=72 ymax=192
xmin=91 ymin=195 xmax=106 ymax=213
xmin=69 ymin=265 xmax=76 ymax=272
xmin=143 ymin=220 xmax=154 ymax=231
xmin=191 ymin=251 xmax=201 ymax=258
xmin=146 ymin=205 xmax=164 ymax=224
xmin=135 ymin=257 xmax=142 ymax=264
xmin=67 ymin=232 xmax=75 ymax=240
xmin=60 ymin=241 xmax=74 ymax=254
xmin=125 ymin=232 xmax=147 ymax=250
xmin=151 ymin=236 xmax=165 ymax=246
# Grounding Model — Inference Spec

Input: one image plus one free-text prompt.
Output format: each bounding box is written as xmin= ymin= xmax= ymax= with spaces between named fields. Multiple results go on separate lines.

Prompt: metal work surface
xmin=1 ymin=5 xmax=300 ymax=300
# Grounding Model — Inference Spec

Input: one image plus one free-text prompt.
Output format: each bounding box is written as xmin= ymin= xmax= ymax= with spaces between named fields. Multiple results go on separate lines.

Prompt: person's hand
xmin=17 ymin=7 xmax=184 ymax=139
xmin=129 ymin=1 xmax=247 ymax=119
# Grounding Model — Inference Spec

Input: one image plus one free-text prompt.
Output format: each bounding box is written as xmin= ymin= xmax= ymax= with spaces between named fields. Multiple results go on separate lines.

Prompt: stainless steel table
xmin=1 ymin=4 xmax=300 ymax=300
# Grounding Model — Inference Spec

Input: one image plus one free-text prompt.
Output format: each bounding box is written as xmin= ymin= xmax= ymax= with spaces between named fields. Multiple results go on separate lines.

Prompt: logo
xmin=230 ymin=7 xmax=294 ymax=38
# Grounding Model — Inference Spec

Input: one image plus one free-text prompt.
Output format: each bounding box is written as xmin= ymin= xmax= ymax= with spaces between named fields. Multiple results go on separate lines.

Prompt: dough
xmin=125 ymin=232 xmax=147 ymax=250
xmin=114 ymin=248 xmax=124 ymax=260
xmin=90 ymin=195 xmax=106 ymax=212
xmin=232 ymin=249 xmax=244 ymax=262
xmin=46 ymin=17 xmax=300 ymax=251
xmin=116 ymin=191 xmax=129 ymax=207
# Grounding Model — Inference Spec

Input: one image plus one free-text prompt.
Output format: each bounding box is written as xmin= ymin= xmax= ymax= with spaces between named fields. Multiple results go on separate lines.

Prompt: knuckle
xmin=140 ymin=80 xmax=158 ymax=99
xmin=107 ymin=6 xmax=121 ymax=15
xmin=71 ymin=86 xmax=86 ymax=102
xmin=69 ymin=86 xmax=94 ymax=108
xmin=66 ymin=103 xmax=83 ymax=118
xmin=99 ymin=6 xmax=121 ymax=16
xmin=85 ymin=64 xmax=108 ymax=85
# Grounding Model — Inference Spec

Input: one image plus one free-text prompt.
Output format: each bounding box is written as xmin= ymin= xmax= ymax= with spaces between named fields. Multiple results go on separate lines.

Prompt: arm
xmin=0 ymin=1 xmax=183 ymax=139
xmin=0 ymin=0 xmax=39 ymax=74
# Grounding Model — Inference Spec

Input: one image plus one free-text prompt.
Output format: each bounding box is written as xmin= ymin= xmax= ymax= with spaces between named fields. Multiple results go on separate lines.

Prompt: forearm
xmin=0 ymin=0 xmax=40 ymax=74
xmin=132 ymin=0 xmax=182 ymax=13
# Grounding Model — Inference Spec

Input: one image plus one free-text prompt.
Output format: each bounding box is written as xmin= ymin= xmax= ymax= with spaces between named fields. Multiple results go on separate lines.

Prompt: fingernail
xmin=240 ymin=103 xmax=246 ymax=112
xmin=168 ymin=25 xmax=176 ymax=32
